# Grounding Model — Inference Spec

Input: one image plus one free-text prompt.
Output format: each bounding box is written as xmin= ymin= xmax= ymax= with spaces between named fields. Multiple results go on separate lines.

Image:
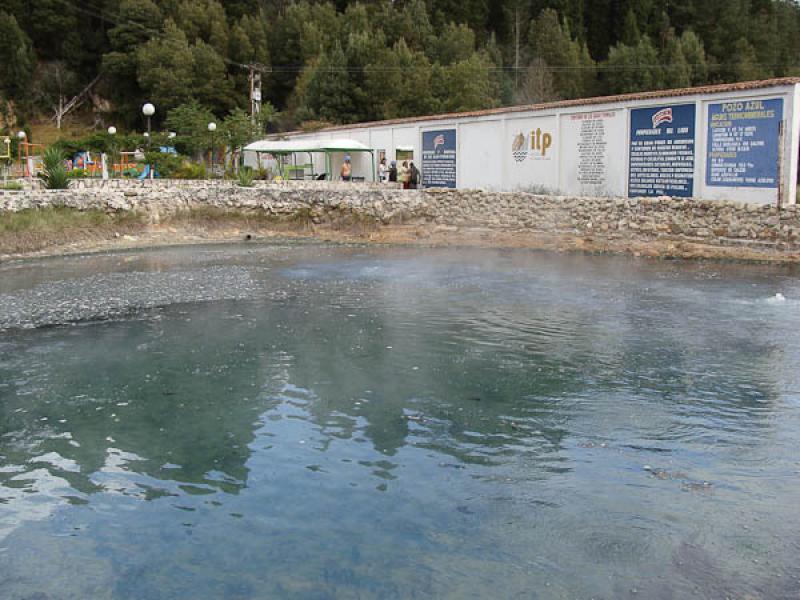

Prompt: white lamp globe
xmin=208 ymin=122 xmax=217 ymax=132
xmin=168 ymin=131 xmax=176 ymax=139
xmin=143 ymin=132 xmax=150 ymax=138
xmin=108 ymin=126 xmax=117 ymax=135
xmin=17 ymin=131 xmax=26 ymax=140
xmin=142 ymin=103 xmax=155 ymax=117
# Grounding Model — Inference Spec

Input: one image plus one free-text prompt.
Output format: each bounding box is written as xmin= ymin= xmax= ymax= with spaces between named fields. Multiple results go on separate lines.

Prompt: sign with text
xmin=706 ymin=98 xmax=783 ymax=188
xmin=559 ymin=111 xmax=626 ymax=197
xmin=422 ymin=129 xmax=457 ymax=188
xmin=628 ymin=104 xmax=696 ymax=197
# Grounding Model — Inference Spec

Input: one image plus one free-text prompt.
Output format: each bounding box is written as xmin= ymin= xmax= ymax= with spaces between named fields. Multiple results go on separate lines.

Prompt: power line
xmin=42 ymin=0 xmax=800 ymax=76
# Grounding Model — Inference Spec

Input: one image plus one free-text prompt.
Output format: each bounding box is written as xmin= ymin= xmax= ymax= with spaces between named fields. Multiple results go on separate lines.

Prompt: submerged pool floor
xmin=1 ymin=244 xmax=799 ymax=599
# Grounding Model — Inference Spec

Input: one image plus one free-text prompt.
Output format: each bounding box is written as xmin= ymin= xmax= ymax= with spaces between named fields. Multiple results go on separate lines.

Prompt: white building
xmin=253 ymin=78 xmax=800 ymax=205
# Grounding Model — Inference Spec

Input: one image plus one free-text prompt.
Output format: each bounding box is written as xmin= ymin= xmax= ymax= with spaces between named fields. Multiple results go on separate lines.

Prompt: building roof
xmin=288 ymin=77 xmax=800 ymax=136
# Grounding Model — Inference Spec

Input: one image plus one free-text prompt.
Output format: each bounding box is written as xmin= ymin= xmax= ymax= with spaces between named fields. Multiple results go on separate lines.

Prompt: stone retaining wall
xmin=1 ymin=183 xmax=798 ymax=249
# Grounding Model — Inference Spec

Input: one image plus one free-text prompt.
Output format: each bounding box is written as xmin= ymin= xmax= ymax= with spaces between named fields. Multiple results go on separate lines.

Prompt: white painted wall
xmin=458 ymin=120 xmax=504 ymax=190
xmin=266 ymin=82 xmax=800 ymax=203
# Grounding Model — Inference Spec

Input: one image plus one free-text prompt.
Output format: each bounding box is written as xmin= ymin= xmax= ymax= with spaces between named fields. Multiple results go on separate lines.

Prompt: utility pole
xmin=249 ymin=65 xmax=262 ymax=125
xmin=514 ymin=6 xmax=521 ymax=93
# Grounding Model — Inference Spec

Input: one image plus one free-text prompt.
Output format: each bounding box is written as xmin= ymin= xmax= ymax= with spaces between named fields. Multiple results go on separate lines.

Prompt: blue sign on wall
xmin=706 ymin=98 xmax=783 ymax=188
xmin=422 ymin=129 xmax=457 ymax=189
xmin=628 ymin=104 xmax=696 ymax=197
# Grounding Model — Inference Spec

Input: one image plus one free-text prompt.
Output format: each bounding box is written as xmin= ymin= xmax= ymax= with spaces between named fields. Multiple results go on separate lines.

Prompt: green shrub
xmin=68 ymin=168 xmax=89 ymax=179
xmin=173 ymin=161 xmax=206 ymax=179
xmin=1 ymin=181 xmax=23 ymax=191
xmin=143 ymin=151 xmax=184 ymax=178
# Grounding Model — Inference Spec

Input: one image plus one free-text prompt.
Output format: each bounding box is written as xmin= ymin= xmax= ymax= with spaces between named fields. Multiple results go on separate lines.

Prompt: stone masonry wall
xmin=1 ymin=181 xmax=798 ymax=250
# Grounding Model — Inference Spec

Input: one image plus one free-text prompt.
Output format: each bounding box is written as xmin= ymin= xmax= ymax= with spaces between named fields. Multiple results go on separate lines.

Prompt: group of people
xmin=377 ymin=158 xmax=420 ymax=189
xmin=341 ymin=155 xmax=420 ymax=189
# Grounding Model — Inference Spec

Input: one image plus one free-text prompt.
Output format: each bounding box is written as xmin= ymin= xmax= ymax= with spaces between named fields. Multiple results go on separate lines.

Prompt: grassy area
xmin=0 ymin=206 xmax=145 ymax=255
xmin=0 ymin=204 xmax=382 ymax=257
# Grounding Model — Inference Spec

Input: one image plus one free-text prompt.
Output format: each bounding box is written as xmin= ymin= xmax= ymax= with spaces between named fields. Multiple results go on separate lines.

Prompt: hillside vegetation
xmin=1 ymin=0 xmax=799 ymax=136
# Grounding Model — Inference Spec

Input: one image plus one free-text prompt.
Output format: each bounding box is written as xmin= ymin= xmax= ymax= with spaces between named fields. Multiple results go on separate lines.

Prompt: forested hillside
xmin=1 ymin=0 xmax=799 ymax=133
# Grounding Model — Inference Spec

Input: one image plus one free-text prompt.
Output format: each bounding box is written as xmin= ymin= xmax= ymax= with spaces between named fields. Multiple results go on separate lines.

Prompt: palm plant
xmin=39 ymin=146 xmax=71 ymax=190
xmin=236 ymin=166 xmax=255 ymax=187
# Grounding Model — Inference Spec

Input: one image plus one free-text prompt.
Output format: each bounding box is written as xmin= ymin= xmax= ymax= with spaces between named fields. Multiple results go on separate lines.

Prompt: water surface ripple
xmin=1 ymin=244 xmax=799 ymax=599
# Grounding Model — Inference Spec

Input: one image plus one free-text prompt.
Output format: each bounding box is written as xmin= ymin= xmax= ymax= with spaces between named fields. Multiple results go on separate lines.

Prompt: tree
xmin=620 ymin=8 xmax=641 ymax=47
xmin=515 ymin=57 xmax=559 ymax=105
xmin=300 ymin=43 xmax=356 ymax=124
xmin=730 ymin=38 xmax=766 ymax=82
xmin=102 ymin=0 xmax=163 ymax=122
xmin=0 ymin=11 xmax=36 ymax=105
xmin=528 ymin=9 xmax=584 ymax=99
xmin=136 ymin=20 xmax=195 ymax=113
xmin=679 ymin=31 xmax=708 ymax=86
xmin=222 ymin=107 xmax=260 ymax=170
xmin=604 ymin=36 xmax=662 ymax=94
xmin=431 ymin=23 xmax=476 ymax=66
xmin=365 ymin=40 xmax=438 ymax=120
xmin=660 ymin=32 xmax=691 ymax=89
xmin=20 ymin=0 xmax=78 ymax=61
xmin=108 ymin=0 xmax=162 ymax=51
xmin=191 ymin=41 xmax=236 ymax=112
xmin=391 ymin=0 xmax=434 ymax=52
xmin=164 ymin=100 xmax=216 ymax=157
xmin=434 ymin=52 xmax=499 ymax=113
xmin=175 ymin=0 xmax=229 ymax=55
xmin=345 ymin=30 xmax=387 ymax=122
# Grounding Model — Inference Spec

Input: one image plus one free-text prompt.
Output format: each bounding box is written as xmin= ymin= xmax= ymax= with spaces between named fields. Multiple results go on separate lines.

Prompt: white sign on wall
xmin=506 ymin=116 xmax=559 ymax=192
xmin=559 ymin=110 xmax=626 ymax=196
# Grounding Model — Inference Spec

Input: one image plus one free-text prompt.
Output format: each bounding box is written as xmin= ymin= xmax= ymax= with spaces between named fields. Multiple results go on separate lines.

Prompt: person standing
xmin=341 ymin=155 xmax=352 ymax=181
xmin=409 ymin=161 xmax=420 ymax=190
xmin=378 ymin=157 xmax=387 ymax=182
xmin=399 ymin=160 xmax=410 ymax=190
xmin=388 ymin=160 xmax=398 ymax=183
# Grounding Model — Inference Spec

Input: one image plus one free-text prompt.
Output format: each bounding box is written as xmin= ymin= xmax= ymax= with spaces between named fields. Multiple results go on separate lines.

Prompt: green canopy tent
xmin=243 ymin=139 xmax=376 ymax=181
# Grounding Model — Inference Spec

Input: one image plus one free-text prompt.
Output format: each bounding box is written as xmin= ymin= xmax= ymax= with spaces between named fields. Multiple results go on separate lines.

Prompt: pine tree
xmin=604 ymin=35 xmax=662 ymax=94
xmin=730 ymin=38 xmax=766 ymax=82
xmin=302 ymin=42 xmax=356 ymax=124
xmin=434 ymin=52 xmax=499 ymax=113
xmin=661 ymin=32 xmax=691 ymax=89
xmin=679 ymin=31 xmax=708 ymax=86
xmin=528 ymin=9 xmax=583 ymax=99
xmin=365 ymin=40 xmax=438 ymax=120
xmin=136 ymin=20 xmax=195 ymax=113
xmin=0 ymin=12 xmax=36 ymax=106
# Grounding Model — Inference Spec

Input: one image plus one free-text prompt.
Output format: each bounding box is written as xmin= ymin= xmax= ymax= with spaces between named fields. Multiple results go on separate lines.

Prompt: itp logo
xmin=652 ymin=108 xmax=673 ymax=129
xmin=511 ymin=129 xmax=552 ymax=162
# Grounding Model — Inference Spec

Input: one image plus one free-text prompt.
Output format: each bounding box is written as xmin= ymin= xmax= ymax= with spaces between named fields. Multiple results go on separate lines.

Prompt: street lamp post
xmin=208 ymin=122 xmax=217 ymax=179
xmin=142 ymin=103 xmax=155 ymax=180
xmin=142 ymin=103 xmax=155 ymax=137
xmin=17 ymin=131 xmax=27 ymax=178
xmin=107 ymin=126 xmax=117 ymax=178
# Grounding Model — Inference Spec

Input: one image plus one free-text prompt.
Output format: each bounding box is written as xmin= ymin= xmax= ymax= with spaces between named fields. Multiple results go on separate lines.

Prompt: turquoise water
xmin=1 ymin=244 xmax=799 ymax=599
